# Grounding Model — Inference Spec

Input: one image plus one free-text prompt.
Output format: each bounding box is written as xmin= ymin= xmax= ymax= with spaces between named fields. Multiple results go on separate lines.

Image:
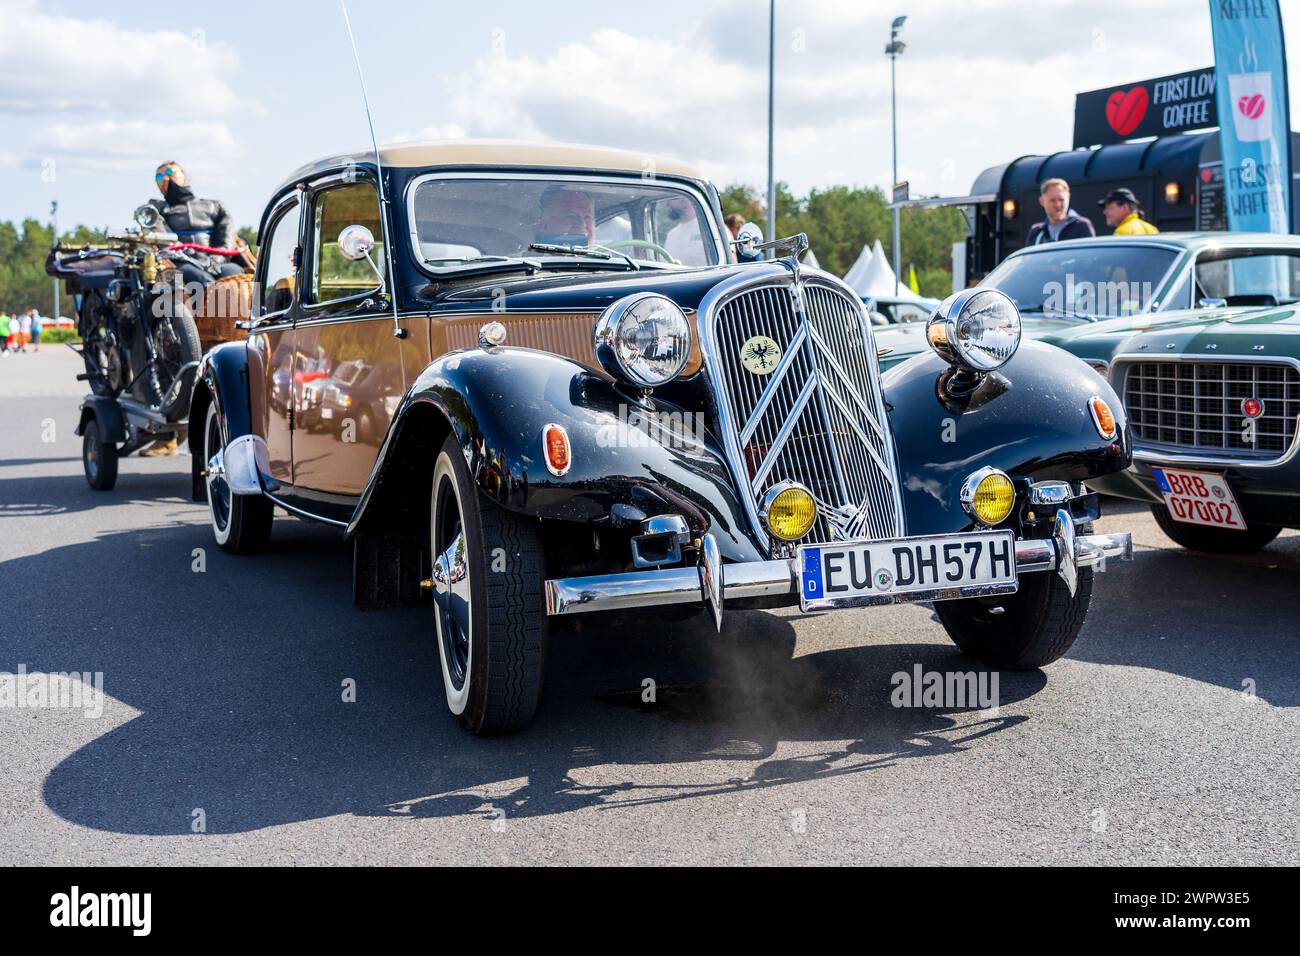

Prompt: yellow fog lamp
xmin=759 ymin=480 xmax=818 ymax=541
xmin=960 ymin=466 xmax=1016 ymax=527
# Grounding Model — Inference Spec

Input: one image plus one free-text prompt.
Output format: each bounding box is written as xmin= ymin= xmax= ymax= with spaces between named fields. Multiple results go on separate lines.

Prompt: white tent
xmin=802 ymin=248 xmax=821 ymax=269
xmin=842 ymin=239 xmax=924 ymax=301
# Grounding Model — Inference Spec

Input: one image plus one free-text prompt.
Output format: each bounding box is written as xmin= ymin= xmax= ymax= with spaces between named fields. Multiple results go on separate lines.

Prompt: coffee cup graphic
xmin=1228 ymin=72 xmax=1271 ymax=142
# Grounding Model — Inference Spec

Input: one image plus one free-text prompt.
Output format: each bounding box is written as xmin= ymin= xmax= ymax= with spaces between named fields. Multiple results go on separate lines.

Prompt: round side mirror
xmin=337 ymin=224 xmax=376 ymax=261
xmin=133 ymin=204 xmax=162 ymax=229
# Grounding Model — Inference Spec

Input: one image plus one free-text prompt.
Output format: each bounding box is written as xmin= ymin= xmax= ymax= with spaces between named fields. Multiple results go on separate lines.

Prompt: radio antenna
xmin=340 ymin=0 xmax=405 ymax=339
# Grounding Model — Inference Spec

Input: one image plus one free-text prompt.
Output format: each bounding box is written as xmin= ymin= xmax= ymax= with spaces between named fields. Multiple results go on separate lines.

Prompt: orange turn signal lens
xmin=542 ymin=423 xmax=571 ymax=476
xmin=1090 ymin=396 xmax=1117 ymax=440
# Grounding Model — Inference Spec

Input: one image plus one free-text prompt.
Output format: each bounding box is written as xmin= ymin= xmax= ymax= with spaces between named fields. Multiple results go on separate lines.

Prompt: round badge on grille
xmin=740 ymin=335 xmax=782 ymax=375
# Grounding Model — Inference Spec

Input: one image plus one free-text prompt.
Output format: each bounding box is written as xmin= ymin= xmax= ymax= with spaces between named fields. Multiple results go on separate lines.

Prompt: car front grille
xmin=703 ymin=274 xmax=903 ymax=549
xmin=1119 ymin=358 xmax=1300 ymax=460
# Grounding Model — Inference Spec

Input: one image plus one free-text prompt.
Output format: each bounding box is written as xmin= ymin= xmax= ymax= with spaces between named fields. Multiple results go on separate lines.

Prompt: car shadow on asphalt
xmin=1068 ymin=501 xmax=1300 ymax=709
xmin=0 ymin=469 xmax=192 ymax=519
xmin=5 ymin=515 xmax=1042 ymax=834
xmin=6 ymin=503 xmax=1295 ymax=835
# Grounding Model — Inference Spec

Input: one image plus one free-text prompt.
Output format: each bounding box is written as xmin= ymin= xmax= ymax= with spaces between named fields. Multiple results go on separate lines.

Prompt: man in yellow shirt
xmin=1099 ymin=188 xmax=1159 ymax=235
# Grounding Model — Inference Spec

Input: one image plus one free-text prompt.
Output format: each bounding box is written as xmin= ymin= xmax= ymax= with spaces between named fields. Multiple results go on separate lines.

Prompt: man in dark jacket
xmin=149 ymin=161 xmax=244 ymax=286
xmin=1025 ymin=178 xmax=1096 ymax=245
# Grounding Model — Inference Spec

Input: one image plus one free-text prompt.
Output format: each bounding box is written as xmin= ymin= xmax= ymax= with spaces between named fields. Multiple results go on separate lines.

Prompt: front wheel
xmin=936 ymin=564 xmax=1094 ymax=670
xmin=1150 ymin=504 xmax=1281 ymax=553
xmin=430 ymin=434 xmax=547 ymax=735
xmin=203 ymin=402 xmax=273 ymax=553
xmin=82 ymin=418 xmax=118 ymax=491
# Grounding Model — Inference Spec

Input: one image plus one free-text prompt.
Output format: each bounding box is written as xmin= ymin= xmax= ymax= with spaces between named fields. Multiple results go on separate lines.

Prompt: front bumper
xmin=543 ymin=509 xmax=1132 ymax=630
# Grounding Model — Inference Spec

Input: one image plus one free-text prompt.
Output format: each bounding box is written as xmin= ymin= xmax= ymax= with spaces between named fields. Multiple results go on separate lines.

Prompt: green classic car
xmin=878 ymin=233 xmax=1300 ymax=552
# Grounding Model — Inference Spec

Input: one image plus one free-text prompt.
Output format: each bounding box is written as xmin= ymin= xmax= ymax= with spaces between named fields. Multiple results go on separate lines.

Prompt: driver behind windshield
xmin=149 ymin=161 xmax=245 ymax=288
xmin=535 ymin=187 xmax=596 ymax=246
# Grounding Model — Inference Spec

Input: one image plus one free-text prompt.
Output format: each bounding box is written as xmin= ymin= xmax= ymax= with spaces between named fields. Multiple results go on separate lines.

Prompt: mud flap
xmin=352 ymin=532 xmax=430 ymax=610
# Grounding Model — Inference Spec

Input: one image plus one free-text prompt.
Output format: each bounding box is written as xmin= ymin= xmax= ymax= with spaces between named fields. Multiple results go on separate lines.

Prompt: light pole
xmin=885 ymin=16 xmax=906 ymax=295
xmin=51 ymin=200 xmax=60 ymax=321
xmin=766 ymin=0 xmax=776 ymax=250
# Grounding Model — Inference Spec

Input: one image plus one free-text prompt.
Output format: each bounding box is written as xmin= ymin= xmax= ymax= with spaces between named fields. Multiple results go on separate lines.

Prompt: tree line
xmin=0 ymin=184 xmax=964 ymax=314
xmin=720 ymin=182 xmax=966 ymax=298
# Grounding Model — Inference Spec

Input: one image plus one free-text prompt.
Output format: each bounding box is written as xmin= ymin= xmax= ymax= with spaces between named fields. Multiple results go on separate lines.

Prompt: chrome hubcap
xmin=433 ymin=479 xmax=471 ymax=690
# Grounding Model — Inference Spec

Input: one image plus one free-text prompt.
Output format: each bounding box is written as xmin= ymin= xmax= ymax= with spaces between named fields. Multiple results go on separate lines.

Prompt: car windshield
xmin=1195 ymin=250 xmax=1300 ymax=306
xmin=409 ymin=176 xmax=720 ymax=271
xmin=984 ymin=245 xmax=1179 ymax=318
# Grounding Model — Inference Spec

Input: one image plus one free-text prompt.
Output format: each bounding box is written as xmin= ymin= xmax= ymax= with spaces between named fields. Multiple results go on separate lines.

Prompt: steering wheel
xmin=604 ymin=238 xmax=677 ymax=264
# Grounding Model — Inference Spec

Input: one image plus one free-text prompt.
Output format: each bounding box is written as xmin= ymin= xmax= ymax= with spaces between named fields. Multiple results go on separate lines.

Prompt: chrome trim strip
xmin=263 ymin=492 xmax=350 ymax=527
xmin=542 ymin=523 xmax=1132 ymax=617
xmin=1113 ymin=352 xmax=1300 ymax=468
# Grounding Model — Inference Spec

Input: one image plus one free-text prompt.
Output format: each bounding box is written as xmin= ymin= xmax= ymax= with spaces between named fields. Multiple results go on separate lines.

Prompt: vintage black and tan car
xmin=192 ymin=141 xmax=1133 ymax=734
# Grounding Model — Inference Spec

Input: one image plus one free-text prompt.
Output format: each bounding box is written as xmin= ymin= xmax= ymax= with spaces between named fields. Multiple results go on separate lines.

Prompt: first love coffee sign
xmin=1073 ymin=68 xmax=1218 ymax=148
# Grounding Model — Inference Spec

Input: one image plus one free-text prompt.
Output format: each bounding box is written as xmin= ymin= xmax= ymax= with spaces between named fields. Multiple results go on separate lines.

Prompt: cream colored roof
xmin=277 ymin=139 xmax=707 ymax=192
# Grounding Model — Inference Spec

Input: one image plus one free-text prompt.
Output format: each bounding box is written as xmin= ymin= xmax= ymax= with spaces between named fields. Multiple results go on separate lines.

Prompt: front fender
xmin=882 ymin=340 xmax=1131 ymax=535
xmin=350 ymin=347 xmax=765 ymax=563
xmin=187 ymin=341 xmax=253 ymax=500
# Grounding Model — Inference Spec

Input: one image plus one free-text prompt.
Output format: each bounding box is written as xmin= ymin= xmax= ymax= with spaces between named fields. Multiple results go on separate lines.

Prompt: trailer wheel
xmin=82 ymin=417 xmax=118 ymax=491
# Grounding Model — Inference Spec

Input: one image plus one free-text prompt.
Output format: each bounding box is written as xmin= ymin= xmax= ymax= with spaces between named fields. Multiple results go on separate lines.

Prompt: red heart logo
xmin=1106 ymin=86 xmax=1148 ymax=136
xmin=1238 ymin=93 xmax=1265 ymax=119
xmin=1201 ymin=167 xmax=1213 ymax=183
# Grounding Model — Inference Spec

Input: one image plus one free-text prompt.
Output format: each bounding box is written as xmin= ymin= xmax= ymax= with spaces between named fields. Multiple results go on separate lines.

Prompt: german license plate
xmin=1151 ymin=466 xmax=1246 ymax=529
xmin=321 ymin=407 xmax=334 ymax=419
xmin=799 ymin=530 xmax=1017 ymax=611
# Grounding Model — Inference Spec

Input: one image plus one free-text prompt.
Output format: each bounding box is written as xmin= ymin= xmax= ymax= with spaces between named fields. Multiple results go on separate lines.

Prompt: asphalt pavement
xmin=2 ymin=347 xmax=1297 ymax=865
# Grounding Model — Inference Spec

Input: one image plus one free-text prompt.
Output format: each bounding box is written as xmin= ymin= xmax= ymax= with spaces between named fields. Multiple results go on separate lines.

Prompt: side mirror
xmin=337 ymin=224 xmax=376 ymax=261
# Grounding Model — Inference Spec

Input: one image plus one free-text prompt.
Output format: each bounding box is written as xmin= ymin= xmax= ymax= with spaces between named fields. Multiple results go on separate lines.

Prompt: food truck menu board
xmin=1197 ymin=163 xmax=1226 ymax=232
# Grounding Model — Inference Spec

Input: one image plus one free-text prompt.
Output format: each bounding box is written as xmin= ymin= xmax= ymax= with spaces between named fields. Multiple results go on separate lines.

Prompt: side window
xmin=310 ymin=182 xmax=386 ymax=304
xmin=260 ymin=201 xmax=301 ymax=316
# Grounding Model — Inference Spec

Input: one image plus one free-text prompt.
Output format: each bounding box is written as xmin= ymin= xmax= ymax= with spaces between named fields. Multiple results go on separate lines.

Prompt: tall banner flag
xmin=1208 ymin=0 xmax=1292 ymax=233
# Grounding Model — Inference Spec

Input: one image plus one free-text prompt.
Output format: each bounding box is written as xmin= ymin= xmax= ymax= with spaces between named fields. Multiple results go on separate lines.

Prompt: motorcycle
xmin=46 ymin=204 xmax=254 ymax=489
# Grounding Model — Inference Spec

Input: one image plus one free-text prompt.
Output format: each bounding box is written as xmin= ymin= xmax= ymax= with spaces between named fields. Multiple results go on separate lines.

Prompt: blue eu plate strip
xmin=1151 ymin=466 xmax=1171 ymax=495
xmin=802 ymin=547 xmax=823 ymax=601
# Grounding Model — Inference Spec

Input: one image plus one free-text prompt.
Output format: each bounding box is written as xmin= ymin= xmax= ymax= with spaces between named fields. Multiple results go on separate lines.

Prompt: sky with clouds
xmin=2 ymin=0 xmax=1299 ymax=231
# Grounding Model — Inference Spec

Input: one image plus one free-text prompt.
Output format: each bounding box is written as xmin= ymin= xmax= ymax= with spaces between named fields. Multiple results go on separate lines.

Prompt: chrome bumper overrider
xmin=543 ymin=509 xmax=1132 ymax=631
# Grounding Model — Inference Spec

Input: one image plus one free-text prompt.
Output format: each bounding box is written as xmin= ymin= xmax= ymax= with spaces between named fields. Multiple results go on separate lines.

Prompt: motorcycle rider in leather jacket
xmin=141 ymin=161 xmax=243 ymax=457
xmin=150 ymin=161 xmax=245 ymax=289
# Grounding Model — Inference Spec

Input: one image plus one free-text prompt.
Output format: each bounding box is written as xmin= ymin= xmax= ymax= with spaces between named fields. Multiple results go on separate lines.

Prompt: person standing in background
xmin=1026 ymin=178 xmax=1096 ymax=245
xmin=30 ymin=310 xmax=43 ymax=351
xmin=18 ymin=310 xmax=32 ymax=352
xmin=1099 ymin=188 xmax=1160 ymax=235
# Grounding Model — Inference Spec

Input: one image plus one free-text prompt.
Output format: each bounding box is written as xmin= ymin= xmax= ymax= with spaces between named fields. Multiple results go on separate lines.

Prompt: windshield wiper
xmin=428 ymin=254 xmax=543 ymax=274
xmin=528 ymin=242 xmax=639 ymax=271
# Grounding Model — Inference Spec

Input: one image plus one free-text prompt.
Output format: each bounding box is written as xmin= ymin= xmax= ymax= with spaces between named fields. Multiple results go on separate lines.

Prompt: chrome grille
xmin=705 ymin=275 xmax=903 ymax=547
xmin=1120 ymin=358 xmax=1300 ymax=459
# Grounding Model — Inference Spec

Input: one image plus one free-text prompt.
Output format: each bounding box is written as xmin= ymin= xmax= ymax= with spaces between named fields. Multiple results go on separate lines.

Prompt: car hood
xmin=1045 ymin=302 xmax=1300 ymax=362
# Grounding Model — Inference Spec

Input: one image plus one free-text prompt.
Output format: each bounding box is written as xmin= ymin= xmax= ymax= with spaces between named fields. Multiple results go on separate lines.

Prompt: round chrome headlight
xmin=594 ymin=293 xmax=692 ymax=387
xmin=926 ymin=288 xmax=1022 ymax=372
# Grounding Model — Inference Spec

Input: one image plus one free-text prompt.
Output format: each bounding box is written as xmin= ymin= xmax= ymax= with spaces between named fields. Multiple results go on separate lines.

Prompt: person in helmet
xmin=149 ymin=161 xmax=245 ymax=289
xmin=140 ymin=162 xmax=243 ymax=458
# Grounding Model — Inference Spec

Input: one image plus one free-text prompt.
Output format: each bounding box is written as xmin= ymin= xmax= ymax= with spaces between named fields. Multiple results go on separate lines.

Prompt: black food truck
xmin=897 ymin=67 xmax=1300 ymax=287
